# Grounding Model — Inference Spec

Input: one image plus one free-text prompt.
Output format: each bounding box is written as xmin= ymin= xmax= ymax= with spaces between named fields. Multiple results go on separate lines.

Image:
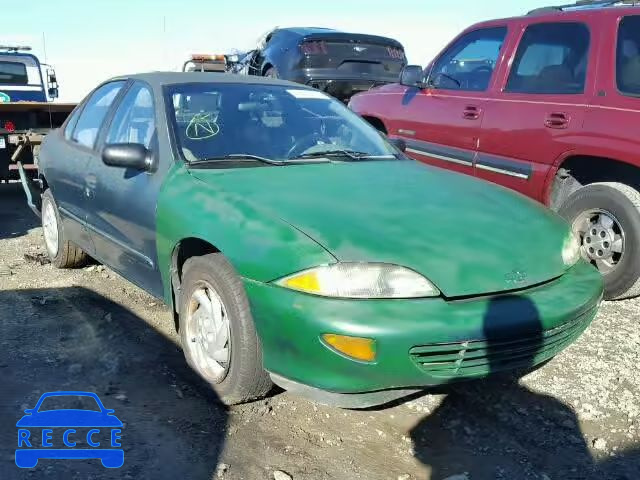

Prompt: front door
xmin=477 ymin=20 xmax=595 ymax=202
xmin=396 ymin=26 xmax=508 ymax=178
xmin=84 ymin=82 xmax=166 ymax=298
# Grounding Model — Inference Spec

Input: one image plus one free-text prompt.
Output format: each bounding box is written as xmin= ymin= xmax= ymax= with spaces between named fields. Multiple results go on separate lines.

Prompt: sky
xmin=2 ymin=0 xmax=549 ymax=102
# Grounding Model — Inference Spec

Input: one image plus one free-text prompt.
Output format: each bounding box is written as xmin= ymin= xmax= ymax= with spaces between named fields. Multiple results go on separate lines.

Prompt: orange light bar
xmin=191 ymin=54 xmax=226 ymax=62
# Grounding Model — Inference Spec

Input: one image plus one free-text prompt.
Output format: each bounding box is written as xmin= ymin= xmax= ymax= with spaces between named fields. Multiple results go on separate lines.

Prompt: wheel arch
xmin=361 ymin=115 xmax=388 ymax=134
xmin=169 ymin=237 xmax=221 ymax=330
xmin=38 ymin=173 xmax=49 ymax=192
xmin=261 ymin=62 xmax=274 ymax=76
xmin=548 ymin=154 xmax=640 ymax=210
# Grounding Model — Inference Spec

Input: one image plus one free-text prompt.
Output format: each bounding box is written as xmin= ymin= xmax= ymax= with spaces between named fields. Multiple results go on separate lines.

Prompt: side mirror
xmin=388 ymin=137 xmax=407 ymax=152
xmin=400 ymin=65 xmax=425 ymax=88
xmin=24 ymin=408 xmax=34 ymax=414
xmin=48 ymin=87 xmax=59 ymax=99
xmin=102 ymin=143 xmax=153 ymax=171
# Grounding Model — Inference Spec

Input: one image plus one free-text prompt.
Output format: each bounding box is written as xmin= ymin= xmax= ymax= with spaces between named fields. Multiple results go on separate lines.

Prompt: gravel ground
xmin=0 ymin=182 xmax=638 ymax=480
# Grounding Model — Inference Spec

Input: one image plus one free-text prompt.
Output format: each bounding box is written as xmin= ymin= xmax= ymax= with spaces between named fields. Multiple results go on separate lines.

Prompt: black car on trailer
xmin=227 ymin=27 xmax=407 ymax=101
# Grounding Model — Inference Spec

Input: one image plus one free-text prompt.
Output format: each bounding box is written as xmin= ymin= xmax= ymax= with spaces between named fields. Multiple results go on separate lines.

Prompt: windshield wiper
xmin=294 ymin=149 xmax=396 ymax=161
xmin=189 ymin=154 xmax=286 ymax=166
xmin=188 ymin=153 xmax=335 ymax=167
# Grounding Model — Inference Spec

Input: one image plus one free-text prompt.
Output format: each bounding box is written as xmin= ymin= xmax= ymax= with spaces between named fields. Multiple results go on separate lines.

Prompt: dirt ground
xmin=0 ymin=181 xmax=638 ymax=480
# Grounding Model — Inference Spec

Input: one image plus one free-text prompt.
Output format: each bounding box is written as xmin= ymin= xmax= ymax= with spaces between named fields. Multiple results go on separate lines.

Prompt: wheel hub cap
xmin=42 ymin=202 xmax=59 ymax=256
xmin=185 ymin=284 xmax=230 ymax=383
xmin=572 ymin=209 xmax=624 ymax=275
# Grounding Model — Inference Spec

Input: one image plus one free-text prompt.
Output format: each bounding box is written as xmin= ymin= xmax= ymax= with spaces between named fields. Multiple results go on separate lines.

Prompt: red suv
xmin=349 ymin=1 xmax=640 ymax=300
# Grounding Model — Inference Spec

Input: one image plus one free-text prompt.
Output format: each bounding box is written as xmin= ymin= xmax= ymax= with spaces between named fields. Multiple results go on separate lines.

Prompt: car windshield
xmin=37 ymin=395 xmax=101 ymax=412
xmin=166 ymin=83 xmax=399 ymax=164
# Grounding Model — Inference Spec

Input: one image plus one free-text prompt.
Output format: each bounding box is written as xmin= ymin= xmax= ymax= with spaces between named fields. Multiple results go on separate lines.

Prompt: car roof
xmin=108 ymin=71 xmax=314 ymax=90
xmin=470 ymin=3 xmax=640 ymax=28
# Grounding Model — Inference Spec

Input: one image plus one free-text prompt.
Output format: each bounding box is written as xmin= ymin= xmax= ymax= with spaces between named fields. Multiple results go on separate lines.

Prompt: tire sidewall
xmin=179 ymin=254 xmax=262 ymax=401
xmin=559 ymin=184 xmax=640 ymax=299
xmin=41 ymin=190 xmax=64 ymax=266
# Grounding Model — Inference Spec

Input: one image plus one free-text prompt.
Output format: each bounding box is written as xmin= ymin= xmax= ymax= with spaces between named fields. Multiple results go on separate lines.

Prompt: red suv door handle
xmin=463 ymin=105 xmax=481 ymax=120
xmin=544 ymin=112 xmax=570 ymax=129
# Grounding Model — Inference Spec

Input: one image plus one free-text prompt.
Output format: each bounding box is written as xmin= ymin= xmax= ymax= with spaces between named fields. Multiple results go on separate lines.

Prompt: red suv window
xmin=506 ymin=22 xmax=590 ymax=94
xmin=427 ymin=27 xmax=507 ymax=92
xmin=617 ymin=15 xmax=640 ymax=97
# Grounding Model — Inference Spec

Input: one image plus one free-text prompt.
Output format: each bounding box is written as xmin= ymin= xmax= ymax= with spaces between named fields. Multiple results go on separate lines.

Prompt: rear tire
xmin=41 ymin=189 xmax=88 ymax=268
xmin=559 ymin=182 xmax=640 ymax=300
xmin=179 ymin=253 xmax=272 ymax=405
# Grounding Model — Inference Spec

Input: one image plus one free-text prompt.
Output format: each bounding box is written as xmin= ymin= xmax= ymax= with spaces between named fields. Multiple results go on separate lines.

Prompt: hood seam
xmin=278 ymin=217 xmax=339 ymax=264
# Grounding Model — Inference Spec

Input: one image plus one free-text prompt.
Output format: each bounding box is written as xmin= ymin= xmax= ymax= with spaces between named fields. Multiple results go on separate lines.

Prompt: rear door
xmin=476 ymin=20 xmax=596 ymax=202
xmin=395 ymin=26 xmax=508 ymax=178
xmin=84 ymin=81 xmax=166 ymax=298
xmin=43 ymin=81 xmax=125 ymax=251
xmin=582 ymin=14 xmax=640 ymax=175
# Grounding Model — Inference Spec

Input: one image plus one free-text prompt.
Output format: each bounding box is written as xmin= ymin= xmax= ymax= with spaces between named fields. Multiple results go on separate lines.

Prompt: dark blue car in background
xmin=16 ymin=391 xmax=124 ymax=468
xmin=227 ymin=27 xmax=407 ymax=102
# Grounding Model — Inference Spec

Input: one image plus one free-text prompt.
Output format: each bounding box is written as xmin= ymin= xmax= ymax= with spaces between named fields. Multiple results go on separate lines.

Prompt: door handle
xmin=463 ymin=105 xmax=481 ymax=120
xmin=544 ymin=112 xmax=570 ymax=129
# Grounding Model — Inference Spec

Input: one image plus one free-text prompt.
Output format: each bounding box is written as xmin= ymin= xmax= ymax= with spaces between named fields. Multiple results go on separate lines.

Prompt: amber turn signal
xmin=322 ymin=334 xmax=377 ymax=362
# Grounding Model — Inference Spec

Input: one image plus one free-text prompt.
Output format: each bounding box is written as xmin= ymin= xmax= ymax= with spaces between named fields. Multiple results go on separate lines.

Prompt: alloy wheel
xmin=572 ymin=209 xmax=625 ymax=275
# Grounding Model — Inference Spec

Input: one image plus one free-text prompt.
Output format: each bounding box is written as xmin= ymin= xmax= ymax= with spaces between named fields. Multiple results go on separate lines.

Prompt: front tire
xmin=179 ymin=253 xmax=272 ymax=405
xmin=559 ymin=182 xmax=640 ymax=300
xmin=41 ymin=189 xmax=88 ymax=268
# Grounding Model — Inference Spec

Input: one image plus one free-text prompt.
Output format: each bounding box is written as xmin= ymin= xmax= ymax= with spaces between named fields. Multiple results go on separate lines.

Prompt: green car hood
xmin=191 ymin=161 xmax=571 ymax=297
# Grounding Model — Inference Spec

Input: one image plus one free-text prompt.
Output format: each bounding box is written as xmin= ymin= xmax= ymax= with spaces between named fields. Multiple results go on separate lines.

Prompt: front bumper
xmin=245 ymin=261 xmax=602 ymax=401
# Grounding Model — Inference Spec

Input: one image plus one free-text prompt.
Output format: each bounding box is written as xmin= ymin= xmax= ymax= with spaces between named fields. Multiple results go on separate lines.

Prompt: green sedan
xmin=37 ymin=73 xmax=603 ymax=407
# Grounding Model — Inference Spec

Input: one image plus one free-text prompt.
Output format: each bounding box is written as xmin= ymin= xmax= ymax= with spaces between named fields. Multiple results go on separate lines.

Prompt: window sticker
xmin=287 ymin=89 xmax=328 ymax=100
xmin=186 ymin=113 xmax=220 ymax=140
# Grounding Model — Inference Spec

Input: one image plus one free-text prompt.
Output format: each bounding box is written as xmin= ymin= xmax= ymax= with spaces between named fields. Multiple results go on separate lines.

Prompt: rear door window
xmin=71 ymin=81 xmax=125 ymax=149
xmin=617 ymin=15 xmax=640 ymax=96
xmin=428 ymin=27 xmax=507 ymax=92
xmin=505 ymin=22 xmax=590 ymax=94
xmin=63 ymin=106 xmax=83 ymax=140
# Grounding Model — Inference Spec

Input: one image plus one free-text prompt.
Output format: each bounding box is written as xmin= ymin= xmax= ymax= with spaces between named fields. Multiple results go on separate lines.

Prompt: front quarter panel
xmin=156 ymin=165 xmax=336 ymax=303
xmin=349 ymin=84 xmax=405 ymax=129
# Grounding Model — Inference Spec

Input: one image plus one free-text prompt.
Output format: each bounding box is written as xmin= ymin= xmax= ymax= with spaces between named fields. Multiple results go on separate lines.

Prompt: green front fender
xmin=155 ymin=165 xmax=336 ymax=303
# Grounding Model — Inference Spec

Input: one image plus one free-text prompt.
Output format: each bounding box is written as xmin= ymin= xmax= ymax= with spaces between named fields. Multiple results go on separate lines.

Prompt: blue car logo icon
xmin=16 ymin=391 xmax=124 ymax=468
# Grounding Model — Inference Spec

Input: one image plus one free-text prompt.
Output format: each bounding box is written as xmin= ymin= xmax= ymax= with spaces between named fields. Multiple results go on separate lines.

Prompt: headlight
xmin=562 ymin=231 xmax=582 ymax=267
xmin=275 ymin=263 xmax=440 ymax=299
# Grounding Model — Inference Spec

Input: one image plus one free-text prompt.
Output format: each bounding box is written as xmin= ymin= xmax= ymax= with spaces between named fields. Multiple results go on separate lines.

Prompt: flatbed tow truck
xmin=0 ymin=46 xmax=75 ymax=213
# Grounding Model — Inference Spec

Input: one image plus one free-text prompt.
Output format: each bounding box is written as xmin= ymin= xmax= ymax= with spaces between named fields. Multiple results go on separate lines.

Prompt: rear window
xmin=617 ymin=15 xmax=640 ymax=97
xmin=0 ymin=61 xmax=28 ymax=85
xmin=506 ymin=22 xmax=590 ymax=94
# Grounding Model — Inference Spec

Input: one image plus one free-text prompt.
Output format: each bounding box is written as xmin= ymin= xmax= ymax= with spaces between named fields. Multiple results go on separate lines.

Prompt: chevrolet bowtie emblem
xmin=505 ymin=270 xmax=527 ymax=284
